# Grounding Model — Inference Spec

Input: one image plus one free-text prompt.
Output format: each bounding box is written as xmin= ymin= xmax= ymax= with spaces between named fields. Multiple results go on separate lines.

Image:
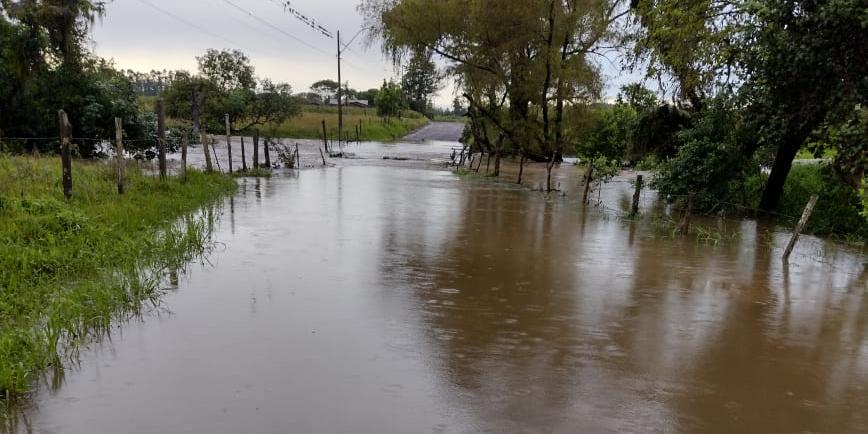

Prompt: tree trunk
xmin=493 ymin=150 xmax=501 ymax=177
xmin=517 ymin=152 xmax=526 ymax=184
xmin=546 ymin=154 xmax=556 ymax=192
xmin=760 ymin=141 xmax=801 ymax=211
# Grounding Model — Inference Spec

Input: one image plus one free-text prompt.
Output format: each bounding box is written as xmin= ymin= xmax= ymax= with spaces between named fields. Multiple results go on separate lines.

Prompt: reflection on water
xmin=8 ymin=165 xmax=868 ymax=433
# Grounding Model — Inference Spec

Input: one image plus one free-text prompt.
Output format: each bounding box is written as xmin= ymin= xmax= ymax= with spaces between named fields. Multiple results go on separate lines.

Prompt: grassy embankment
xmin=270 ymin=105 xmax=429 ymax=141
xmin=0 ymin=156 xmax=236 ymax=403
xmin=138 ymin=97 xmax=429 ymax=141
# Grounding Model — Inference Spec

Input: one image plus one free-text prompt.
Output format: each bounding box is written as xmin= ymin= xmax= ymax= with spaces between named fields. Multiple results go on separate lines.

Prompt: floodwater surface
xmin=7 ymin=144 xmax=868 ymax=433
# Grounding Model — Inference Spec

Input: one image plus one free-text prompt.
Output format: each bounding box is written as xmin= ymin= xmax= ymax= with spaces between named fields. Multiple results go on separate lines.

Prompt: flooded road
xmin=10 ymin=145 xmax=868 ymax=433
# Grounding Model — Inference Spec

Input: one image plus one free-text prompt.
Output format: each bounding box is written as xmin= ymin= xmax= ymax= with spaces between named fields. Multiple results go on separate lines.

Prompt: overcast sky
xmin=90 ymin=0 xmax=636 ymax=107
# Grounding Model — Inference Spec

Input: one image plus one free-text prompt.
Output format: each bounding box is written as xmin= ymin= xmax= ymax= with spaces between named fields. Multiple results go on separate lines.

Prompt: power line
xmin=134 ymin=0 xmax=255 ymax=54
xmin=267 ymin=0 xmax=334 ymax=39
xmin=219 ymin=0 xmax=333 ymax=57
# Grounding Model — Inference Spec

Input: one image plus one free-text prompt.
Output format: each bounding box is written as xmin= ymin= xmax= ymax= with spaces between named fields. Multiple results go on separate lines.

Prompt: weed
xmin=0 ymin=155 xmax=236 ymax=408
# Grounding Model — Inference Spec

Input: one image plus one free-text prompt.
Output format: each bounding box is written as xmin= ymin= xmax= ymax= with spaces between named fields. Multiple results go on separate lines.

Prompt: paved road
xmin=403 ymin=121 xmax=465 ymax=142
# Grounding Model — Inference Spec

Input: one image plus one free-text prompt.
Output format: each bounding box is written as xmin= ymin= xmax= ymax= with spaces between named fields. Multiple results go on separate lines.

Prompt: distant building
xmin=327 ymin=98 xmax=370 ymax=107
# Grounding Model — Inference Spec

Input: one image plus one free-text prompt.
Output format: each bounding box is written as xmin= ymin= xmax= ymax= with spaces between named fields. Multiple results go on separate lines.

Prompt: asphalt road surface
xmin=403 ymin=121 xmax=465 ymax=142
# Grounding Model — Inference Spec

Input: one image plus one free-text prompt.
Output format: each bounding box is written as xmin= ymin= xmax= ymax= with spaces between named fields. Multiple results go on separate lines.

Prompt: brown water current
xmin=7 ymin=136 xmax=868 ymax=433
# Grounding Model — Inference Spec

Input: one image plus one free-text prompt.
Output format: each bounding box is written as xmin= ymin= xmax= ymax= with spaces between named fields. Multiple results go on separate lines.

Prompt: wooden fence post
xmin=631 ymin=174 xmax=643 ymax=216
xmin=783 ymin=194 xmax=819 ymax=262
xmin=201 ymin=130 xmax=213 ymax=172
xmin=321 ymin=120 xmax=329 ymax=154
xmin=319 ymin=147 xmax=327 ymax=166
xmin=240 ymin=136 xmax=248 ymax=171
xmin=181 ymin=130 xmax=188 ymax=182
xmin=58 ymin=110 xmax=72 ymax=199
xmin=156 ymin=99 xmax=167 ymax=180
xmin=582 ymin=161 xmax=594 ymax=204
xmin=678 ymin=192 xmax=695 ymax=235
xmin=224 ymin=114 xmax=233 ymax=173
xmin=295 ymin=143 xmax=300 ymax=169
xmin=263 ymin=136 xmax=271 ymax=168
xmin=253 ymin=130 xmax=260 ymax=168
xmin=115 ymin=117 xmax=125 ymax=194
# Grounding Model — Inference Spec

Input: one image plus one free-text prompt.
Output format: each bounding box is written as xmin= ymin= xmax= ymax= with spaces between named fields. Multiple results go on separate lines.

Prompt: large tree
xmin=401 ymin=49 xmax=440 ymax=115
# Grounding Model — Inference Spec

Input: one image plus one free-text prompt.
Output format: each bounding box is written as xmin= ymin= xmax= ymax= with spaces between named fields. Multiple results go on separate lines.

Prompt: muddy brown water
xmin=6 ymin=139 xmax=868 ymax=433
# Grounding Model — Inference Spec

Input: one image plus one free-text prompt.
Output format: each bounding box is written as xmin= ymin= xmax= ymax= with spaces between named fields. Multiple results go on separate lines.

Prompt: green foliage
xmin=375 ymin=80 xmax=403 ymax=120
xmin=740 ymin=164 xmax=867 ymax=240
xmin=576 ymin=104 xmax=638 ymax=164
xmin=197 ymin=49 xmax=255 ymax=92
xmin=0 ymin=155 xmax=236 ymax=399
xmin=310 ymin=79 xmax=340 ymax=102
xmin=652 ymin=98 xmax=748 ymax=209
xmin=401 ymin=49 xmax=440 ymax=116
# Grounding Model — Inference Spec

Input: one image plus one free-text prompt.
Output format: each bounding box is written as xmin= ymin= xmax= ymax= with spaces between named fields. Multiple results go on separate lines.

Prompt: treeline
xmin=364 ymin=0 xmax=867 ymax=230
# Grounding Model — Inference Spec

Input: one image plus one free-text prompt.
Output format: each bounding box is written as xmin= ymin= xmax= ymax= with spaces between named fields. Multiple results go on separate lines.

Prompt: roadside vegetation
xmin=272 ymin=105 xmax=428 ymax=141
xmin=364 ymin=0 xmax=867 ymax=241
xmin=0 ymin=156 xmax=236 ymax=402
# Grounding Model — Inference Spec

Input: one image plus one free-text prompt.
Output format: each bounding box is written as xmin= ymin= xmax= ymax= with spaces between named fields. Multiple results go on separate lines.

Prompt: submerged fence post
xmin=58 ymin=110 xmax=72 ymax=199
xmin=263 ymin=136 xmax=271 ymax=168
xmin=319 ymin=147 xmax=327 ymax=166
xmin=241 ymin=136 xmax=247 ymax=171
xmin=783 ymin=194 xmax=819 ymax=262
xmin=321 ymin=120 xmax=329 ymax=154
xmin=295 ymin=143 xmax=300 ymax=169
xmin=115 ymin=117 xmax=125 ymax=194
xmin=582 ymin=161 xmax=594 ymax=204
xmin=253 ymin=130 xmax=260 ymax=168
xmin=225 ymin=114 xmax=233 ymax=173
xmin=631 ymin=174 xmax=643 ymax=216
xmin=678 ymin=192 xmax=695 ymax=235
xmin=181 ymin=130 xmax=189 ymax=182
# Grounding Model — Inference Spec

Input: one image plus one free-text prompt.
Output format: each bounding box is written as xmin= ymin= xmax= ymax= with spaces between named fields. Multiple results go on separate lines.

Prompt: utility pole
xmin=337 ymin=30 xmax=343 ymax=152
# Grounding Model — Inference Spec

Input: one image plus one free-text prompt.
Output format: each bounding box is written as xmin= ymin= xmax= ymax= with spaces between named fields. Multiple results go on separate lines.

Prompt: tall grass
xmin=0 ymin=156 xmax=236 ymax=405
xmin=272 ymin=105 xmax=429 ymax=141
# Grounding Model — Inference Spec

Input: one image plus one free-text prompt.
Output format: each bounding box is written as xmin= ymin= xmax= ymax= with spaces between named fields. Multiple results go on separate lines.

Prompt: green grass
xmin=0 ymin=156 xmax=236 ymax=403
xmin=231 ymin=167 xmax=272 ymax=178
xmin=272 ymin=105 xmax=429 ymax=141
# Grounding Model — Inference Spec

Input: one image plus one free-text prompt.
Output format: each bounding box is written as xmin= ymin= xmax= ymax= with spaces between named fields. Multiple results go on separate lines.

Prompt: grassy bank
xmin=272 ymin=105 xmax=429 ymax=141
xmin=733 ymin=164 xmax=867 ymax=242
xmin=0 ymin=156 xmax=236 ymax=402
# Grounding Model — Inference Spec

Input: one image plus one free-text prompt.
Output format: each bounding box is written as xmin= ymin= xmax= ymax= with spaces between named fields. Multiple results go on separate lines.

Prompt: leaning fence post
xmin=224 ymin=114 xmax=233 ymax=173
xmin=319 ymin=147 xmax=327 ymax=166
xmin=783 ymin=194 xmax=819 ymax=262
xmin=678 ymin=192 xmax=695 ymax=235
xmin=295 ymin=143 xmax=300 ymax=169
xmin=58 ymin=110 xmax=72 ymax=199
xmin=155 ymin=99 xmax=167 ymax=180
xmin=115 ymin=117 xmax=125 ymax=194
xmin=631 ymin=174 xmax=643 ymax=216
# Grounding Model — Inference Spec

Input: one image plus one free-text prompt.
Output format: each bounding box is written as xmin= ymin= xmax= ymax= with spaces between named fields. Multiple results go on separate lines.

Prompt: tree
xmin=401 ymin=49 xmax=439 ymax=115
xmin=356 ymin=88 xmax=380 ymax=106
xmin=740 ymin=0 xmax=868 ymax=211
xmin=311 ymin=79 xmax=340 ymax=102
xmin=237 ymin=80 xmax=301 ymax=132
xmin=197 ymin=49 xmax=255 ymax=92
xmin=375 ymin=80 xmax=402 ymax=121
